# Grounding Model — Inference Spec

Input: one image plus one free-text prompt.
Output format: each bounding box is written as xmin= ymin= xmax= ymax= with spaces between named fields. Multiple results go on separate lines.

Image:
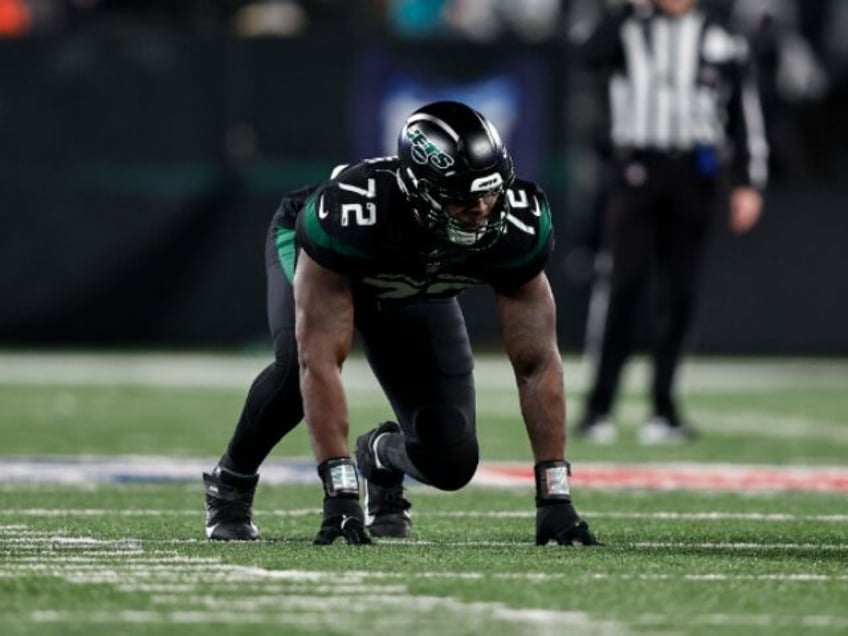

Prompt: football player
xmin=203 ymin=101 xmax=599 ymax=546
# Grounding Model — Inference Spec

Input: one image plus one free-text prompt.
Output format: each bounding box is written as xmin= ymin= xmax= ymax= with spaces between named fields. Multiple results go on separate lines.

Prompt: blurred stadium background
xmin=1 ymin=0 xmax=845 ymax=356
xmin=1 ymin=5 xmax=847 ymax=633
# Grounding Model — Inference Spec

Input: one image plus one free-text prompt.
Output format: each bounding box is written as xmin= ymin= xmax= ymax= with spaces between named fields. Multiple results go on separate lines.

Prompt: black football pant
xmin=585 ymin=151 xmax=717 ymax=421
xmin=221 ymin=224 xmax=478 ymax=490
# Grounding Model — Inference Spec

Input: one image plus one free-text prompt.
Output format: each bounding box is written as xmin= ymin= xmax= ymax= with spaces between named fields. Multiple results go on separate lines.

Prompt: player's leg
xmin=358 ymin=297 xmax=478 ymax=489
xmin=354 ymin=297 xmax=478 ymax=535
xmin=219 ymin=230 xmax=303 ymax=473
xmin=203 ymin=223 xmax=304 ymax=540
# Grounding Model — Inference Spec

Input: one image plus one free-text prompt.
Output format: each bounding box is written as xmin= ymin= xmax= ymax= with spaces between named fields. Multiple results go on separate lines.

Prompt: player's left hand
xmin=313 ymin=496 xmax=372 ymax=545
xmin=535 ymin=501 xmax=601 ymax=546
xmin=534 ymin=460 xmax=601 ymax=546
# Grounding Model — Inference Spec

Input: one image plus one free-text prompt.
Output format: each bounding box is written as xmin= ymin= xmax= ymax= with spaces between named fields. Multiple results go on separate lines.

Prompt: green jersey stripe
xmin=274 ymin=226 xmax=297 ymax=283
xmin=495 ymin=196 xmax=552 ymax=269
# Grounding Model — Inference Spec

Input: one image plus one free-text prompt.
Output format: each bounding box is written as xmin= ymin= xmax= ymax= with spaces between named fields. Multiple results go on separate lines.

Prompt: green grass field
xmin=1 ymin=351 xmax=846 ymax=635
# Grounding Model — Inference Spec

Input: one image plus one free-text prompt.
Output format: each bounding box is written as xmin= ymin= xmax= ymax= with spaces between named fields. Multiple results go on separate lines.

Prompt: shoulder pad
xmin=504 ymin=180 xmax=552 ymax=235
xmin=298 ymin=162 xmax=400 ymax=258
xmin=486 ymin=179 xmax=553 ymax=265
xmin=320 ymin=164 xmax=397 ymax=228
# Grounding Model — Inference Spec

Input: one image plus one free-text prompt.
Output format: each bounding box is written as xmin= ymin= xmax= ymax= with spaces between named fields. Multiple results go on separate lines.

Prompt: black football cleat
xmin=203 ymin=466 xmax=260 ymax=541
xmin=355 ymin=421 xmax=411 ymax=538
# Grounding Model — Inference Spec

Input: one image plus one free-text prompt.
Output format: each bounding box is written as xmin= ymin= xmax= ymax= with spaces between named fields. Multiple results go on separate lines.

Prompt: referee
xmin=574 ymin=0 xmax=768 ymax=444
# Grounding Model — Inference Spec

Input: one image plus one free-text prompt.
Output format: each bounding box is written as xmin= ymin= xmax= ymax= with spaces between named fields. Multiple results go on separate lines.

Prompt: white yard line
xmin=1 ymin=524 xmax=628 ymax=636
xmin=3 ymin=508 xmax=848 ymax=523
xmin=635 ymin=613 xmax=848 ymax=629
xmin=2 ymin=522 xmax=846 ymax=553
xmin=26 ymin=609 xmax=848 ymax=631
xmin=26 ymin=608 xmax=625 ymax=635
xmin=5 ymin=563 xmax=847 ymax=580
xmin=4 ymin=523 xmax=844 ymax=634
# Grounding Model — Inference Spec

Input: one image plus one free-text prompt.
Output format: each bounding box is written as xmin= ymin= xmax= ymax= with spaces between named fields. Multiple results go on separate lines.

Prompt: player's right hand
xmin=313 ymin=496 xmax=372 ymax=545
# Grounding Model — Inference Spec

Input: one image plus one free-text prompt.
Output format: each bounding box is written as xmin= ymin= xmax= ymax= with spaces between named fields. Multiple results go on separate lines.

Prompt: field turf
xmin=1 ymin=352 xmax=846 ymax=635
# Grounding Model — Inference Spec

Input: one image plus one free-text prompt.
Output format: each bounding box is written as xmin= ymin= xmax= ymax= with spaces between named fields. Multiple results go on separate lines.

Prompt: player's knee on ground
xmin=406 ymin=405 xmax=478 ymax=491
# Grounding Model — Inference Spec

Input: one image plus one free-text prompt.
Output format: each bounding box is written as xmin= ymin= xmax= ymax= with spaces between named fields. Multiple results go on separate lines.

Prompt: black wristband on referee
xmin=534 ymin=460 xmax=572 ymax=506
xmin=317 ymin=457 xmax=360 ymax=499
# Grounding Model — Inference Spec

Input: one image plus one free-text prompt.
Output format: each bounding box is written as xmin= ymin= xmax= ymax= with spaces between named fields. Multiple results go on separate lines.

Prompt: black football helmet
xmin=397 ymin=101 xmax=515 ymax=249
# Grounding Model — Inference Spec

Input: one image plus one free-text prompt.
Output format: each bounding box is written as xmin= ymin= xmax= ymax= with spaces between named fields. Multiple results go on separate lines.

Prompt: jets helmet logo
xmin=406 ymin=126 xmax=455 ymax=171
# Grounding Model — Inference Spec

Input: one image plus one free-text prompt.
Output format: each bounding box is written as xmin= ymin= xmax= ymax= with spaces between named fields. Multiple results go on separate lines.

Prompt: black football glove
xmin=313 ymin=458 xmax=372 ymax=546
xmin=536 ymin=502 xmax=600 ymax=546
xmin=314 ymin=496 xmax=372 ymax=545
xmin=534 ymin=460 xmax=601 ymax=546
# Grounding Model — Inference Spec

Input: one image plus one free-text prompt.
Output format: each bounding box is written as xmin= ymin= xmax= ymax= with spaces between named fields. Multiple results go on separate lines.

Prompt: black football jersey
xmin=273 ymin=157 xmax=553 ymax=302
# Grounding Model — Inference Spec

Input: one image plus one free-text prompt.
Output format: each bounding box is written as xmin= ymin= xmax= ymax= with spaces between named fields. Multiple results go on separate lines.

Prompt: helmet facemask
xmin=401 ymin=167 xmax=510 ymax=249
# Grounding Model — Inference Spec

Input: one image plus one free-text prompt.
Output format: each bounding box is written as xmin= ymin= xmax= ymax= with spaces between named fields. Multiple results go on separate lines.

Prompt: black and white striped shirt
xmin=578 ymin=4 xmax=768 ymax=190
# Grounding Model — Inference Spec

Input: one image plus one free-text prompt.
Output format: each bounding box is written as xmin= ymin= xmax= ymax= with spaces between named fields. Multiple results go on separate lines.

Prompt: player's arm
xmin=293 ymin=250 xmax=354 ymax=462
xmin=294 ymin=250 xmax=371 ymax=545
xmin=496 ymin=270 xmax=564 ymax=463
xmin=497 ymin=271 xmax=599 ymax=546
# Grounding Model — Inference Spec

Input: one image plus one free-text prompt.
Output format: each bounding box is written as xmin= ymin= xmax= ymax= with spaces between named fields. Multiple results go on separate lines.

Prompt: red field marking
xmin=4 ymin=457 xmax=847 ymax=492
xmin=473 ymin=463 xmax=848 ymax=492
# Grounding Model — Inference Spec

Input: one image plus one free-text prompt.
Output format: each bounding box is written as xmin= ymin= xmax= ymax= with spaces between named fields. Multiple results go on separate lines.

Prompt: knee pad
xmin=406 ymin=405 xmax=479 ymax=491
